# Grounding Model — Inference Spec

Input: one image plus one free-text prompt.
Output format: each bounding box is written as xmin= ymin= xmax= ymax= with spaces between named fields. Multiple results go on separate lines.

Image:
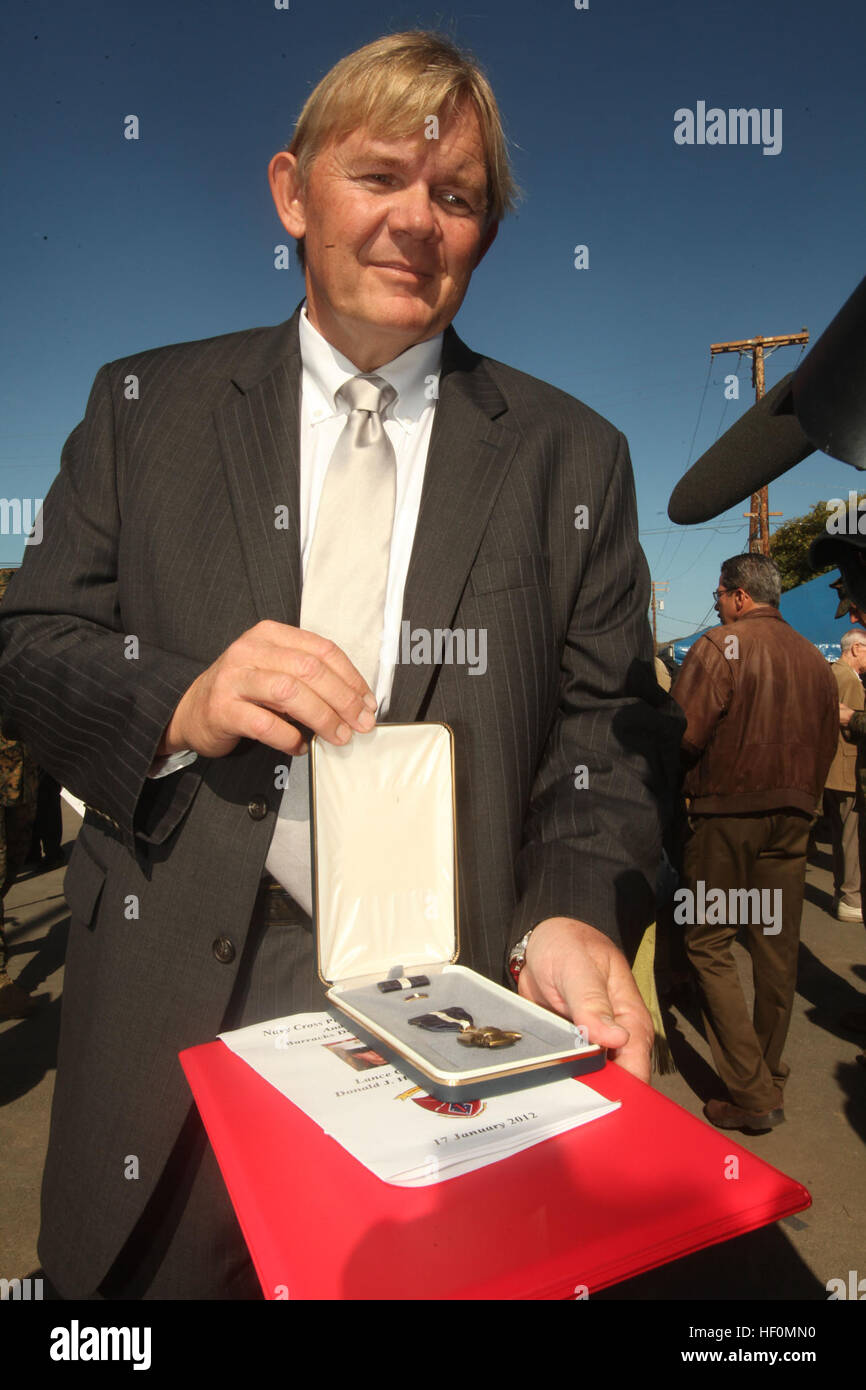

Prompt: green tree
xmin=769 ymin=496 xmax=866 ymax=592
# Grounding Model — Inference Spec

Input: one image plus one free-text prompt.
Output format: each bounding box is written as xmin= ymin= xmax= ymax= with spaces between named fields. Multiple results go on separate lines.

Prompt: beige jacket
xmin=825 ymin=659 xmax=864 ymax=793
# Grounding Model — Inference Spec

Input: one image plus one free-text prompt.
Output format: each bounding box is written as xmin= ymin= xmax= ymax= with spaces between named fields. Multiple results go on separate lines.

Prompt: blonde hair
xmin=287 ymin=31 xmax=519 ymax=268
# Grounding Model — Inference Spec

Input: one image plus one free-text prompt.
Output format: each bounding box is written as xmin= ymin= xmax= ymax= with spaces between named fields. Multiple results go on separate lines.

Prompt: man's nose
xmin=388 ymin=183 xmax=437 ymax=237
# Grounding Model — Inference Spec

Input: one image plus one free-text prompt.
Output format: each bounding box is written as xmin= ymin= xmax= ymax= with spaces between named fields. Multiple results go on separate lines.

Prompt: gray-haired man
xmin=825 ymin=627 xmax=866 ymax=921
xmin=0 ymin=31 xmax=680 ymax=1298
xmin=671 ymin=554 xmax=837 ymax=1132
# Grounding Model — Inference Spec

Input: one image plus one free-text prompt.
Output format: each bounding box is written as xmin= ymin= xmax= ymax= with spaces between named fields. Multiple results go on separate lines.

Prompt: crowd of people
xmin=656 ymin=552 xmax=866 ymax=1127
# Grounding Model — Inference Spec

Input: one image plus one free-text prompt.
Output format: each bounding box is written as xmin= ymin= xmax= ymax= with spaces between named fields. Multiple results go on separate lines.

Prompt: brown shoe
xmin=703 ymin=1098 xmax=785 ymax=1132
xmin=0 ymin=980 xmax=38 ymax=1019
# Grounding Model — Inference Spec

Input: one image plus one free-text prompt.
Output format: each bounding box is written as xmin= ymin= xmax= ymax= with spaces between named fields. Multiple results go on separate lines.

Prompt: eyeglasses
xmin=712 ymin=588 xmax=729 ymax=602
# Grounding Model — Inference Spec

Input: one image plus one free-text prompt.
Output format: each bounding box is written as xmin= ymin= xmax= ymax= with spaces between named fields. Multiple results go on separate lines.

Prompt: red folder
xmin=179 ymin=1040 xmax=809 ymax=1300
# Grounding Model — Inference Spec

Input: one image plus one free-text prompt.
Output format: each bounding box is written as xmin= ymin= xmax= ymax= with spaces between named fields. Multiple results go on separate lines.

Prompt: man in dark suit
xmin=0 ymin=31 xmax=681 ymax=1298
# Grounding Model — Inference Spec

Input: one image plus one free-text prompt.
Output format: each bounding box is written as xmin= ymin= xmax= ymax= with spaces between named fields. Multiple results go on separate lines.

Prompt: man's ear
xmin=474 ymin=219 xmax=499 ymax=268
xmin=268 ymin=151 xmax=306 ymax=239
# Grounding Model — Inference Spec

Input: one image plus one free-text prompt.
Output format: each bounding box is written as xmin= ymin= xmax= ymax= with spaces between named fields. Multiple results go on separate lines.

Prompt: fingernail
xmin=357 ymin=709 xmax=376 ymax=731
xmin=362 ymin=693 xmax=378 ymax=711
xmin=335 ymin=723 xmax=351 ymax=742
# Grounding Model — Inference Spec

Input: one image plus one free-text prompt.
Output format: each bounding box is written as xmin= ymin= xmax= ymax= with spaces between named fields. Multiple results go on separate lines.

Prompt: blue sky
xmin=3 ymin=0 xmax=864 ymax=643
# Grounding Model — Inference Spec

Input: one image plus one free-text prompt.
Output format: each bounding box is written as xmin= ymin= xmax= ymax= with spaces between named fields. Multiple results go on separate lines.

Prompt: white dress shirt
xmin=151 ymin=304 xmax=443 ymax=916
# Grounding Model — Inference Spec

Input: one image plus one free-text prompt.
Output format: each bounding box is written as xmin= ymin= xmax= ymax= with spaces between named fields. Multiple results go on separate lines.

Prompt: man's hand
xmin=518 ymin=916 xmax=654 ymax=1084
xmin=840 ymin=701 xmax=854 ymax=729
xmin=155 ymin=620 xmax=377 ymax=759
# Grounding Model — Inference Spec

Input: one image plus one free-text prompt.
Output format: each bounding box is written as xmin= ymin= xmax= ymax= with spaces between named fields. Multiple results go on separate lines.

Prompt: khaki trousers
xmin=823 ymin=789 xmax=860 ymax=908
xmin=682 ymin=811 xmax=811 ymax=1112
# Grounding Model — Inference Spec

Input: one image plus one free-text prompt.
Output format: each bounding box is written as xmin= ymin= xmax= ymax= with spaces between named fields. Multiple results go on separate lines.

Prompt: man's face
xmin=847 ymin=632 xmax=866 ymax=673
xmin=714 ymin=576 xmax=740 ymax=623
xmin=272 ymin=103 xmax=497 ymax=368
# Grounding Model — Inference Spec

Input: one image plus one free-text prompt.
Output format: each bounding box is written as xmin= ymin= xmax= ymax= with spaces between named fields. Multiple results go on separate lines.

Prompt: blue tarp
xmin=670 ymin=571 xmax=845 ymax=664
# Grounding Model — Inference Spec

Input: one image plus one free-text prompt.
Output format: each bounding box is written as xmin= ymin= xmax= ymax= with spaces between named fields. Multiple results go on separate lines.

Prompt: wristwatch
xmin=508 ymin=929 xmax=534 ymax=987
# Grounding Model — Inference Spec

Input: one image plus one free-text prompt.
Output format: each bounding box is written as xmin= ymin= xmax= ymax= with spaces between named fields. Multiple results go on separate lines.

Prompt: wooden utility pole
xmin=710 ymin=330 xmax=809 ymax=554
xmin=651 ymin=580 xmax=669 ymax=647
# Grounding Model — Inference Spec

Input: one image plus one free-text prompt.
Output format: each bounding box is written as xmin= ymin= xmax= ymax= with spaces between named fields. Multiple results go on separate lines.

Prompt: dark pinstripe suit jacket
xmin=0 ymin=305 xmax=682 ymax=1294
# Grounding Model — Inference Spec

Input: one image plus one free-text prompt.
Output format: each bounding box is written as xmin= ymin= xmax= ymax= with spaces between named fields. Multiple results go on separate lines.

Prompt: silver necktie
xmin=265 ymin=374 xmax=398 ymax=910
xmin=300 ymin=374 xmax=398 ymax=691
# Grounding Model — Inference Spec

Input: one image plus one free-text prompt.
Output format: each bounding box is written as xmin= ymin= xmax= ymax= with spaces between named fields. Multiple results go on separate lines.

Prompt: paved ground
xmin=1 ymin=805 xmax=864 ymax=1300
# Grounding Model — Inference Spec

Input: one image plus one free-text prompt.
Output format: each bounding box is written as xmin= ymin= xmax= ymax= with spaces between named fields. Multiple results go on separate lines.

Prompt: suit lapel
xmin=388 ymin=328 xmax=518 ymax=721
xmin=213 ymin=309 xmax=304 ymax=628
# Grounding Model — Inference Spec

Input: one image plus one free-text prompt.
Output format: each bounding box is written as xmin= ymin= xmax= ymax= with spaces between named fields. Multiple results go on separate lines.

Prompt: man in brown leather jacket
xmin=671 ymin=554 xmax=837 ymax=1132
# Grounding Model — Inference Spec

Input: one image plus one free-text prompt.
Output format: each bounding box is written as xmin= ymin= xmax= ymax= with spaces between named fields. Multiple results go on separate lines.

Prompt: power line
xmin=640 ymin=523 xmax=743 ymax=535
xmin=656 ymin=357 xmax=719 ymax=577
xmin=669 ymin=527 xmax=721 ymax=585
xmin=685 ymin=357 xmax=714 ymax=472
xmin=657 ymin=612 xmax=711 ymax=627
xmin=650 ymin=358 xmax=716 ymax=576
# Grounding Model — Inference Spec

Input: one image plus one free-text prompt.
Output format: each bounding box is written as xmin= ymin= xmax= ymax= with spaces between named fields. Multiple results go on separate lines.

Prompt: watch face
xmin=510 ymin=930 xmax=532 ymax=964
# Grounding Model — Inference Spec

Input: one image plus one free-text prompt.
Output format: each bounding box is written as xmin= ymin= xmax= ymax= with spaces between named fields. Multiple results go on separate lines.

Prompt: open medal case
xmin=309 ymin=722 xmax=605 ymax=1100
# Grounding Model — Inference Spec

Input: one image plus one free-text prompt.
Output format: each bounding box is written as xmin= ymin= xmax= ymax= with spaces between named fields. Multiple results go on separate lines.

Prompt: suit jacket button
xmin=247 ymin=797 xmax=268 ymax=820
xmin=213 ymin=937 xmax=236 ymax=964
